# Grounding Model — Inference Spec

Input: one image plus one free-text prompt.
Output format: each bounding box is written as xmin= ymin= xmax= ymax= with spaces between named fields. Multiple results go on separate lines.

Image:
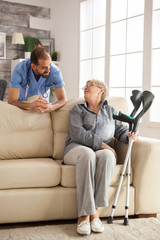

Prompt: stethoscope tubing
xmin=25 ymin=77 xmax=48 ymax=100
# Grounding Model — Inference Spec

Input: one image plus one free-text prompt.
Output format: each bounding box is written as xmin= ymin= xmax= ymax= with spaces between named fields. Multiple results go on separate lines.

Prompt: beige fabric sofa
xmin=0 ymin=96 xmax=160 ymax=224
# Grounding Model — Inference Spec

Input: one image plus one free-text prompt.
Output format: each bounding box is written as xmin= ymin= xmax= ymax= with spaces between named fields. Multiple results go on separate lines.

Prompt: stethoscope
xmin=25 ymin=75 xmax=48 ymax=100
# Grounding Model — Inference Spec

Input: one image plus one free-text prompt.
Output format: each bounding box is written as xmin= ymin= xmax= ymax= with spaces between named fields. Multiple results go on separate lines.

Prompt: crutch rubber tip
xmin=123 ymin=217 xmax=129 ymax=226
xmin=107 ymin=216 xmax=113 ymax=224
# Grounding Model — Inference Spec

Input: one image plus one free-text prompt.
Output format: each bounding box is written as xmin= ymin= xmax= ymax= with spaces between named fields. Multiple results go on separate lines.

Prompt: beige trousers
xmin=64 ymin=146 xmax=116 ymax=217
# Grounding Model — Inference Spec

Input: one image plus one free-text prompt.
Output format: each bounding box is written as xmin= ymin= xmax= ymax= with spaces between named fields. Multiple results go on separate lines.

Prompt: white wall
xmin=49 ymin=0 xmax=80 ymax=100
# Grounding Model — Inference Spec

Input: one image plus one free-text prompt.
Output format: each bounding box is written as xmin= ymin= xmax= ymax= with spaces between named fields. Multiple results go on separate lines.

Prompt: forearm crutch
xmin=107 ymin=90 xmax=155 ymax=225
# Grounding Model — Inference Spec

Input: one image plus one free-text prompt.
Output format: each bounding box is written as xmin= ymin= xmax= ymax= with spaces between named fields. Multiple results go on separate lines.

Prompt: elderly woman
xmin=63 ymin=80 xmax=138 ymax=235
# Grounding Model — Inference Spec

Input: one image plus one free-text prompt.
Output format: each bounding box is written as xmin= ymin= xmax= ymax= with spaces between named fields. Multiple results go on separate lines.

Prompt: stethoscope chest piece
xmin=43 ymin=92 xmax=48 ymax=98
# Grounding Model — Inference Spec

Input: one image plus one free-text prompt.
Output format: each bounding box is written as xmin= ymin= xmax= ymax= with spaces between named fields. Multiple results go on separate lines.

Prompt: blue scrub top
xmin=10 ymin=59 xmax=65 ymax=102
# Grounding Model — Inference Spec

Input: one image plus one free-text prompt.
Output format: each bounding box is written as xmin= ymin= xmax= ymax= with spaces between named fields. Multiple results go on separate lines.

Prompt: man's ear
xmin=31 ymin=63 xmax=36 ymax=70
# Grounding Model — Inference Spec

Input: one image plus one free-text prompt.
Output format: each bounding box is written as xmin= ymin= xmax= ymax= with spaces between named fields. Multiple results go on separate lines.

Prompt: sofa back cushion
xmin=51 ymin=97 xmax=128 ymax=160
xmin=0 ymin=100 xmax=52 ymax=160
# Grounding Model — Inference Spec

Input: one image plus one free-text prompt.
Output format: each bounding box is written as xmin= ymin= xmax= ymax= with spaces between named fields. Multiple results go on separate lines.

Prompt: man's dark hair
xmin=30 ymin=47 xmax=50 ymax=65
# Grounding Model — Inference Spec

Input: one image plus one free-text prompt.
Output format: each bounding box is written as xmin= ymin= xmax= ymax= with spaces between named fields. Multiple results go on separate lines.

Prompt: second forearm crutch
xmin=107 ymin=90 xmax=155 ymax=225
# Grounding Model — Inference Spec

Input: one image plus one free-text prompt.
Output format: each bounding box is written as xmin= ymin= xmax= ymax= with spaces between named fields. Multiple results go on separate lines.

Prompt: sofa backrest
xmin=51 ymin=97 xmax=128 ymax=160
xmin=0 ymin=100 xmax=52 ymax=160
xmin=0 ymin=96 xmax=129 ymax=160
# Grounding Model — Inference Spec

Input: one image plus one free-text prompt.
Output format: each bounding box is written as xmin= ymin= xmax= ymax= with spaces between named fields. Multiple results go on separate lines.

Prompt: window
xmin=109 ymin=0 xmax=144 ymax=112
xmin=79 ymin=0 xmax=106 ymax=97
xmin=150 ymin=0 xmax=160 ymax=122
xmin=79 ymin=0 xmax=160 ymax=134
xmin=109 ymin=0 xmax=160 ymax=126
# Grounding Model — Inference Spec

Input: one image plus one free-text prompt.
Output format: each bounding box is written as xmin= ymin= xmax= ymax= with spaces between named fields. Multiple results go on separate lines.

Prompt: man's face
xmin=31 ymin=57 xmax=52 ymax=78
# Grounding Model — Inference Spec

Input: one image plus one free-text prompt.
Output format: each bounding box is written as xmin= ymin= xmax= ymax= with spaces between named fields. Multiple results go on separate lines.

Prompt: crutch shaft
xmin=125 ymin=137 xmax=133 ymax=208
xmin=124 ymin=145 xmax=132 ymax=225
xmin=108 ymin=136 xmax=133 ymax=223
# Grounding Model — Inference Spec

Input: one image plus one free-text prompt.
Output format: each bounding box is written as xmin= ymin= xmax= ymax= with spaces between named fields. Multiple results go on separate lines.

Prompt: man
xmin=8 ymin=47 xmax=67 ymax=113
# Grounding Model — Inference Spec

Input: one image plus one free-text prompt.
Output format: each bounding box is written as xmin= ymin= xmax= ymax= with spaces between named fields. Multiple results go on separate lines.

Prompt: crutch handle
xmin=113 ymin=112 xmax=133 ymax=122
xmin=113 ymin=112 xmax=136 ymax=132
xmin=113 ymin=91 xmax=154 ymax=133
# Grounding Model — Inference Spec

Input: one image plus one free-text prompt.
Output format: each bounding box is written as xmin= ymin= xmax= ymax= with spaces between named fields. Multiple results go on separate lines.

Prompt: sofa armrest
xmin=114 ymin=137 xmax=160 ymax=215
xmin=131 ymin=137 xmax=160 ymax=215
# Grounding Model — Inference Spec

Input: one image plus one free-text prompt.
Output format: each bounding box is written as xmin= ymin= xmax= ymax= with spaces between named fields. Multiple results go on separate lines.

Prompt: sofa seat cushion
xmin=0 ymin=158 xmax=60 ymax=189
xmin=55 ymin=161 xmax=133 ymax=188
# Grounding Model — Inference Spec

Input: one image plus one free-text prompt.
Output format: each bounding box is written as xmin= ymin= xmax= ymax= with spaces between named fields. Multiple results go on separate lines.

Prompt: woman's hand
xmin=101 ymin=142 xmax=118 ymax=162
xmin=126 ymin=130 xmax=139 ymax=141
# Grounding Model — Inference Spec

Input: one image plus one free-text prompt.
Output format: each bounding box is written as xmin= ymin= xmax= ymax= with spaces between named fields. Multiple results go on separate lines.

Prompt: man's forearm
xmin=8 ymin=96 xmax=67 ymax=113
xmin=8 ymin=97 xmax=50 ymax=113
xmin=50 ymin=97 xmax=67 ymax=111
xmin=8 ymin=99 xmax=32 ymax=110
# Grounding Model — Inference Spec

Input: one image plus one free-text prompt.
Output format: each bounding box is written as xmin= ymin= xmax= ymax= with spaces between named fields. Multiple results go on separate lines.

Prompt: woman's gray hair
xmin=87 ymin=79 xmax=108 ymax=101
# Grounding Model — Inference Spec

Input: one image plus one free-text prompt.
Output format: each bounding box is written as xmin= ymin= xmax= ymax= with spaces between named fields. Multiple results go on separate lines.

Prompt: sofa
xmin=0 ymin=96 xmax=160 ymax=224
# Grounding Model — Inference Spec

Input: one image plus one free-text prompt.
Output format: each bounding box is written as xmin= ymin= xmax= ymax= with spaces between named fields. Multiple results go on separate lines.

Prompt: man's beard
xmin=41 ymin=72 xmax=49 ymax=78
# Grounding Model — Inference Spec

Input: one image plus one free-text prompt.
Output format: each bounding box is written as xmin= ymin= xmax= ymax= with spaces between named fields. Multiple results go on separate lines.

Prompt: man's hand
xmin=8 ymin=88 xmax=49 ymax=113
xmin=32 ymin=96 xmax=59 ymax=113
xmin=8 ymin=87 xmax=67 ymax=113
xmin=33 ymin=87 xmax=67 ymax=113
xmin=101 ymin=142 xmax=118 ymax=162
xmin=30 ymin=96 xmax=49 ymax=113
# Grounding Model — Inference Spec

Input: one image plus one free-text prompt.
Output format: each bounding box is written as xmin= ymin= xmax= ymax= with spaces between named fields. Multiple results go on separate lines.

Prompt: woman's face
xmin=83 ymin=81 xmax=103 ymax=102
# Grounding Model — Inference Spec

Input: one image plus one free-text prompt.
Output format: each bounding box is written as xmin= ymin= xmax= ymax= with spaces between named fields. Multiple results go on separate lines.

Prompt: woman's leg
xmin=64 ymin=146 xmax=97 ymax=218
xmin=94 ymin=149 xmax=116 ymax=209
xmin=88 ymin=149 xmax=116 ymax=233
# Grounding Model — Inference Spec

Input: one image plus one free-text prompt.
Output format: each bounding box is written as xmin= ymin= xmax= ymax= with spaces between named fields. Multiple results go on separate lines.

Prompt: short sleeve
xmin=53 ymin=71 xmax=65 ymax=88
xmin=50 ymin=64 xmax=65 ymax=88
xmin=10 ymin=60 xmax=27 ymax=89
xmin=10 ymin=67 xmax=23 ymax=88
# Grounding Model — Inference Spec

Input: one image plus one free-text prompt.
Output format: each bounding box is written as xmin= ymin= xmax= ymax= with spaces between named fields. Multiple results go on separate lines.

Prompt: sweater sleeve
xmin=69 ymin=105 xmax=103 ymax=150
xmin=113 ymin=108 xmax=129 ymax=144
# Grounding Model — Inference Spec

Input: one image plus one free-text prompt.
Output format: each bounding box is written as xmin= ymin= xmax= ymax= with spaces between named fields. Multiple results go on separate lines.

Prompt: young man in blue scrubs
xmin=8 ymin=47 xmax=67 ymax=113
